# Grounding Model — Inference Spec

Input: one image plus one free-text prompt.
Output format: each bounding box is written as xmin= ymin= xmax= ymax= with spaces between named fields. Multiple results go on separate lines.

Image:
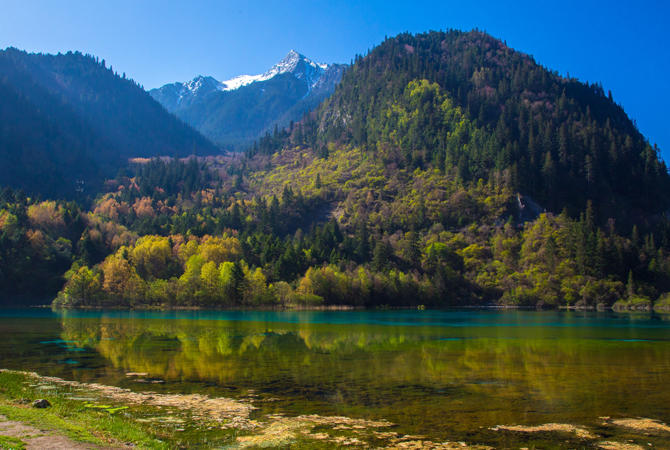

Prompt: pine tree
xmin=372 ymin=241 xmax=392 ymax=272
xmin=631 ymin=225 xmax=640 ymax=248
xmin=405 ymin=231 xmax=421 ymax=267
xmin=594 ymin=229 xmax=607 ymax=277
xmin=231 ymin=203 xmax=242 ymax=230
xmin=354 ymin=220 xmax=370 ymax=262
xmin=282 ymin=185 xmax=294 ymax=206
xmin=541 ymin=151 xmax=556 ymax=206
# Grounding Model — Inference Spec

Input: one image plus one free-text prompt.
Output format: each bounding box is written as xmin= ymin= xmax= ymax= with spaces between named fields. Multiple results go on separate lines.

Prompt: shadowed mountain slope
xmin=0 ymin=48 xmax=218 ymax=198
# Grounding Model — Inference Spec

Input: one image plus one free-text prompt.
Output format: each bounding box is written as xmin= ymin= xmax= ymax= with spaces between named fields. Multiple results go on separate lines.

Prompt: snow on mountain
xmin=185 ymin=75 xmax=226 ymax=94
xmin=149 ymin=75 xmax=225 ymax=112
xmin=148 ymin=51 xmax=347 ymax=150
xmin=150 ymin=50 xmax=340 ymax=112
xmin=219 ymin=50 xmax=329 ymax=92
xmin=220 ymin=74 xmax=264 ymax=91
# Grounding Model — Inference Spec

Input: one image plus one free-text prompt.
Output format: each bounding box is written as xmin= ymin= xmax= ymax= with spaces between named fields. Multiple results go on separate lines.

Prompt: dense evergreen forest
xmin=313 ymin=31 xmax=669 ymax=223
xmin=1 ymin=30 xmax=669 ymax=310
xmin=0 ymin=48 xmax=219 ymax=199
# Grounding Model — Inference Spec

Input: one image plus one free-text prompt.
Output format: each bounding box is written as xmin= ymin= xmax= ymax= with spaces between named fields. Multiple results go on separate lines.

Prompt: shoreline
xmin=0 ymin=303 xmax=666 ymax=313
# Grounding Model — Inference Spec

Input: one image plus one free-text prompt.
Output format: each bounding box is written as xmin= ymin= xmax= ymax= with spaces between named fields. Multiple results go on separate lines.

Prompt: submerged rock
xmin=494 ymin=423 xmax=596 ymax=439
xmin=32 ymin=399 xmax=51 ymax=408
xmin=608 ymin=418 xmax=670 ymax=435
xmin=598 ymin=442 xmax=645 ymax=450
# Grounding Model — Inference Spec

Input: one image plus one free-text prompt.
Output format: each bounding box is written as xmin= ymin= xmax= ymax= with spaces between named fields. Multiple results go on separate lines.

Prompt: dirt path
xmin=0 ymin=414 xmax=124 ymax=450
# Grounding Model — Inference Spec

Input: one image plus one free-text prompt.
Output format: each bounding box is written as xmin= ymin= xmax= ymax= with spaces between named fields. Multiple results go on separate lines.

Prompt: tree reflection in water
xmin=56 ymin=315 xmax=670 ymax=440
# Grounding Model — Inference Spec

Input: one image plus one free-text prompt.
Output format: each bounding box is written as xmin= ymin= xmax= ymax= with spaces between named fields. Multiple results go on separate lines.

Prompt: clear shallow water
xmin=1 ymin=308 xmax=669 ymax=447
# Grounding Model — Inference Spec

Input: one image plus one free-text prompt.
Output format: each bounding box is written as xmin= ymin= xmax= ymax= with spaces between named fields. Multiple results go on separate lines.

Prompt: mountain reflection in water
xmin=0 ymin=309 xmax=668 ymax=443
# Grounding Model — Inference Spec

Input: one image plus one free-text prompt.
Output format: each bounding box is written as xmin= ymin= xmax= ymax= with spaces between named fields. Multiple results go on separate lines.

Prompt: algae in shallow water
xmin=1 ymin=310 xmax=670 ymax=448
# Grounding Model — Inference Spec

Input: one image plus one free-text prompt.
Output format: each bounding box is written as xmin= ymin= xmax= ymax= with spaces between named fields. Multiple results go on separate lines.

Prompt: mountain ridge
xmin=150 ymin=50 xmax=337 ymax=111
xmin=0 ymin=47 xmax=219 ymax=199
xmin=304 ymin=30 xmax=668 ymax=223
xmin=149 ymin=50 xmax=347 ymax=150
xmin=2 ymin=30 xmax=670 ymax=310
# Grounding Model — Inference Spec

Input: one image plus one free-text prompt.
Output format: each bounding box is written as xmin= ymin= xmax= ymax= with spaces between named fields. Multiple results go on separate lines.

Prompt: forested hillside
xmin=1 ymin=30 xmax=669 ymax=310
xmin=311 ymin=30 xmax=669 ymax=224
xmin=0 ymin=48 xmax=219 ymax=199
xmin=0 ymin=74 xmax=107 ymax=200
xmin=0 ymin=186 xmax=137 ymax=302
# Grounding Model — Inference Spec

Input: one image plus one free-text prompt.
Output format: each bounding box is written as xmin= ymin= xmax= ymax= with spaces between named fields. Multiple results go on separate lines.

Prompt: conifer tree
xmin=627 ymin=270 xmax=635 ymax=300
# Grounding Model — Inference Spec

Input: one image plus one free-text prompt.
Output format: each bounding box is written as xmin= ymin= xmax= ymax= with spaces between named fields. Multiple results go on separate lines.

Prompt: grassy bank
xmin=0 ymin=370 xmax=171 ymax=449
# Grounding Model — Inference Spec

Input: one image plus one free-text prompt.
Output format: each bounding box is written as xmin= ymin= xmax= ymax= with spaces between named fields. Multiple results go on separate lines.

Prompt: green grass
xmin=0 ymin=371 xmax=171 ymax=450
xmin=0 ymin=436 xmax=26 ymax=450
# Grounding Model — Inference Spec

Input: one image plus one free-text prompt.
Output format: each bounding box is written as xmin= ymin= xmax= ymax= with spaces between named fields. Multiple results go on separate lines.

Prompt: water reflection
xmin=52 ymin=315 xmax=670 ymax=438
xmin=1 ymin=309 xmax=669 ymax=442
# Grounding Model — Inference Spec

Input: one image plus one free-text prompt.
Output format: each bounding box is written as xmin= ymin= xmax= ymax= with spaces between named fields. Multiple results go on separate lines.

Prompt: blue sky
xmin=1 ymin=0 xmax=668 ymax=159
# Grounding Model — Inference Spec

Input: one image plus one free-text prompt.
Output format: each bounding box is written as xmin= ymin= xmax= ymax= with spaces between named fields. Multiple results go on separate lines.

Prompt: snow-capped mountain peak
xmin=185 ymin=75 xmax=225 ymax=94
xmin=150 ymin=75 xmax=226 ymax=112
xmin=149 ymin=51 xmax=345 ymax=113
xmin=261 ymin=50 xmax=325 ymax=79
xmin=219 ymin=50 xmax=328 ymax=92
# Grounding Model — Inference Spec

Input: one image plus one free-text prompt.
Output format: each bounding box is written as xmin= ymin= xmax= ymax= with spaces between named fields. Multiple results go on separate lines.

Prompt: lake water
xmin=1 ymin=308 xmax=669 ymax=448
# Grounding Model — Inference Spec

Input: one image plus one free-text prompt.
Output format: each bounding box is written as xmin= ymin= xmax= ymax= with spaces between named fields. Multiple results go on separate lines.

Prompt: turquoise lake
xmin=0 ymin=308 xmax=669 ymax=448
